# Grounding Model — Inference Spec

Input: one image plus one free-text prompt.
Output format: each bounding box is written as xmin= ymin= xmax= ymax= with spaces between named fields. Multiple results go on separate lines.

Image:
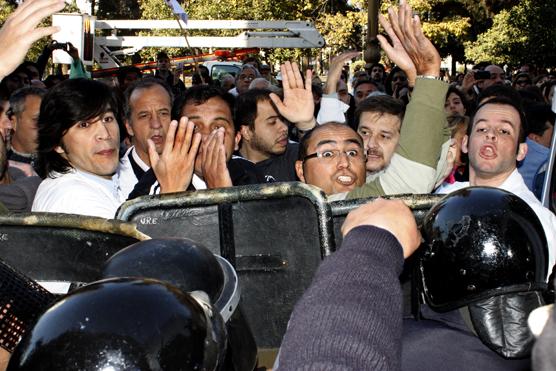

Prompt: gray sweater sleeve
xmin=277 ymin=225 xmax=405 ymax=371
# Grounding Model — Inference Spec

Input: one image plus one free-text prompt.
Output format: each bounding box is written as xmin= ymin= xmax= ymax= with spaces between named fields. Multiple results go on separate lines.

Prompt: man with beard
xmin=356 ymin=95 xmax=404 ymax=182
xmin=302 ymin=3 xmax=451 ymax=199
xmin=128 ymin=61 xmax=312 ymax=195
xmin=235 ymin=64 xmax=316 ymax=182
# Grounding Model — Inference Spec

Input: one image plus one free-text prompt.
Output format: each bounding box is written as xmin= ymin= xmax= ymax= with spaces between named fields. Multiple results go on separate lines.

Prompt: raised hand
xmin=377 ymin=0 xmax=441 ymax=84
xmin=148 ymin=117 xmax=201 ymax=193
xmin=269 ymin=61 xmax=316 ymax=131
xmin=324 ymin=51 xmax=361 ymax=94
xmin=0 ymin=0 xmax=65 ymax=81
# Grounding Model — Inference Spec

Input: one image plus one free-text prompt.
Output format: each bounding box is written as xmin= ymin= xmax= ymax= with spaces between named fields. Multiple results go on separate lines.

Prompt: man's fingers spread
xmin=25 ymin=26 xmax=61 ymax=45
xmin=163 ymin=120 xmax=178 ymax=155
xmin=147 ymin=139 xmax=160 ymax=166
xmin=18 ymin=0 xmax=66 ymax=30
xmin=280 ymin=63 xmax=291 ymax=90
xmin=291 ymin=62 xmax=303 ymax=88
xmin=304 ymin=69 xmax=312 ymax=91
xmin=379 ymin=15 xmax=398 ymax=48
xmin=269 ymin=93 xmax=286 ymax=112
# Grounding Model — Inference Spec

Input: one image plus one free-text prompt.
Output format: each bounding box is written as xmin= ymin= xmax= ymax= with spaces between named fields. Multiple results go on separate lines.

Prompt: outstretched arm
xmin=324 ymin=51 xmax=360 ymax=95
xmin=316 ymin=51 xmax=360 ymax=125
xmin=347 ymin=0 xmax=449 ymax=199
xmin=0 ymin=0 xmax=65 ymax=81
xmin=269 ymin=61 xmax=316 ymax=131
xmin=278 ymin=199 xmax=420 ymax=369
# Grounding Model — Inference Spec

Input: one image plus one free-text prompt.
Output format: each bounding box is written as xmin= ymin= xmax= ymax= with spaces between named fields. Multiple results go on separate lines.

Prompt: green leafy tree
xmin=97 ymin=0 xmax=141 ymax=19
xmin=465 ymin=0 xmax=556 ymax=67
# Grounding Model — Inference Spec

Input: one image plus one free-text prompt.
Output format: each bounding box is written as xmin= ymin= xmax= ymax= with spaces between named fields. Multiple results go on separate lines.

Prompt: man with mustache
xmin=356 ymin=95 xmax=404 ymax=182
xmin=128 ymin=61 xmax=312 ymax=196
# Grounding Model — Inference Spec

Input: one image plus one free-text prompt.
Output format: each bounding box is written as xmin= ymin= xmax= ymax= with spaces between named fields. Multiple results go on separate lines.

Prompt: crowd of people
xmin=1 ymin=0 xmax=556 ymax=369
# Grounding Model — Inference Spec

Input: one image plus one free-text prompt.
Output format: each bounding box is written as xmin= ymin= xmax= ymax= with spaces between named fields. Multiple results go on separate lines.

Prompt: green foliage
xmin=0 ymin=0 xmax=15 ymax=23
xmin=137 ymin=0 xmax=185 ymax=62
xmin=465 ymin=0 xmax=556 ymax=67
xmin=90 ymin=0 xmax=555 ymax=69
xmin=97 ymin=0 xmax=141 ymax=19
xmin=316 ymin=11 xmax=365 ymax=54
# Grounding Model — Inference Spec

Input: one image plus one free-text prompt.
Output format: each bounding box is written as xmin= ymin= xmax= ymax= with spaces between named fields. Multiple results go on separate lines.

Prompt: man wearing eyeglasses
xmin=298 ymin=2 xmax=450 ymax=199
xmin=228 ymin=65 xmax=260 ymax=97
xmin=295 ymin=123 xmax=366 ymax=195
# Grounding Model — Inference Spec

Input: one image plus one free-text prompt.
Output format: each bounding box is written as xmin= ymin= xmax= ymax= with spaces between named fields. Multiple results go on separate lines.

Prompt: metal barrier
xmin=116 ymin=184 xmax=445 ymax=351
xmin=329 ymin=193 xmax=445 ymax=248
xmin=0 ymin=213 xmax=148 ymax=291
xmin=117 ymin=182 xmax=334 ymax=349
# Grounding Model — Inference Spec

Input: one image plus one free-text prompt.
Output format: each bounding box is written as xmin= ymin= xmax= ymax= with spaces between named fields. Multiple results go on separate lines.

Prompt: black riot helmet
xmin=101 ymin=238 xmax=239 ymax=323
xmin=420 ymin=186 xmax=548 ymax=312
xmin=8 ymin=277 xmax=227 ymax=371
xmin=101 ymin=238 xmax=257 ymax=371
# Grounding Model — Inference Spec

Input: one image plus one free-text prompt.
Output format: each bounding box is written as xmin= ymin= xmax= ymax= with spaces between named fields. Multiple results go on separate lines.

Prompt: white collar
xmin=192 ymin=174 xmax=207 ymax=190
xmin=130 ymin=146 xmax=150 ymax=172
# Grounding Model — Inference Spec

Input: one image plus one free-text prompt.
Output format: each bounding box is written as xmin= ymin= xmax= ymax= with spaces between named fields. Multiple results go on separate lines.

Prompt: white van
xmin=202 ymin=61 xmax=243 ymax=81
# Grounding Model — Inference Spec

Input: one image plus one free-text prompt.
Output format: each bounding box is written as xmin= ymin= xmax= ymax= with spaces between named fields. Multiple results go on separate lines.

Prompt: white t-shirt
xmin=32 ymin=169 xmax=125 ymax=219
xmin=437 ymin=169 xmax=556 ymax=275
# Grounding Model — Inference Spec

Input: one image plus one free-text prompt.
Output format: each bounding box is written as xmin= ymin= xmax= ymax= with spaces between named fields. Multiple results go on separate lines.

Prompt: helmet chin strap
xmin=213 ymin=255 xmax=240 ymax=323
xmin=189 ymin=256 xmax=241 ymax=324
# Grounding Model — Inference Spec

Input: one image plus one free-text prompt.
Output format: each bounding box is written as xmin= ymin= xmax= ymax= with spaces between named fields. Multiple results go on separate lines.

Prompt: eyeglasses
xmin=393 ymin=76 xmax=407 ymax=82
xmin=239 ymin=74 xmax=255 ymax=81
xmin=303 ymin=149 xmax=367 ymax=163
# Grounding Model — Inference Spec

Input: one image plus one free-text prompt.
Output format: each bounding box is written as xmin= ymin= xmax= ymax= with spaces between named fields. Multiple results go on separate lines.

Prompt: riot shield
xmin=0 ymin=213 xmax=149 ymax=292
xmin=116 ymin=182 xmax=334 ymax=352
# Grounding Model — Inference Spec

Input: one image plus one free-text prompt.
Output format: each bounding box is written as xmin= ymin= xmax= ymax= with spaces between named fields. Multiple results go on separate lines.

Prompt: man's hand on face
xmin=377 ymin=0 xmax=441 ymax=85
xmin=341 ymin=198 xmax=421 ymax=259
xmin=270 ymin=61 xmax=316 ymax=131
xmin=148 ymin=117 xmax=201 ymax=194
xmin=201 ymin=127 xmax=233 ymax=189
